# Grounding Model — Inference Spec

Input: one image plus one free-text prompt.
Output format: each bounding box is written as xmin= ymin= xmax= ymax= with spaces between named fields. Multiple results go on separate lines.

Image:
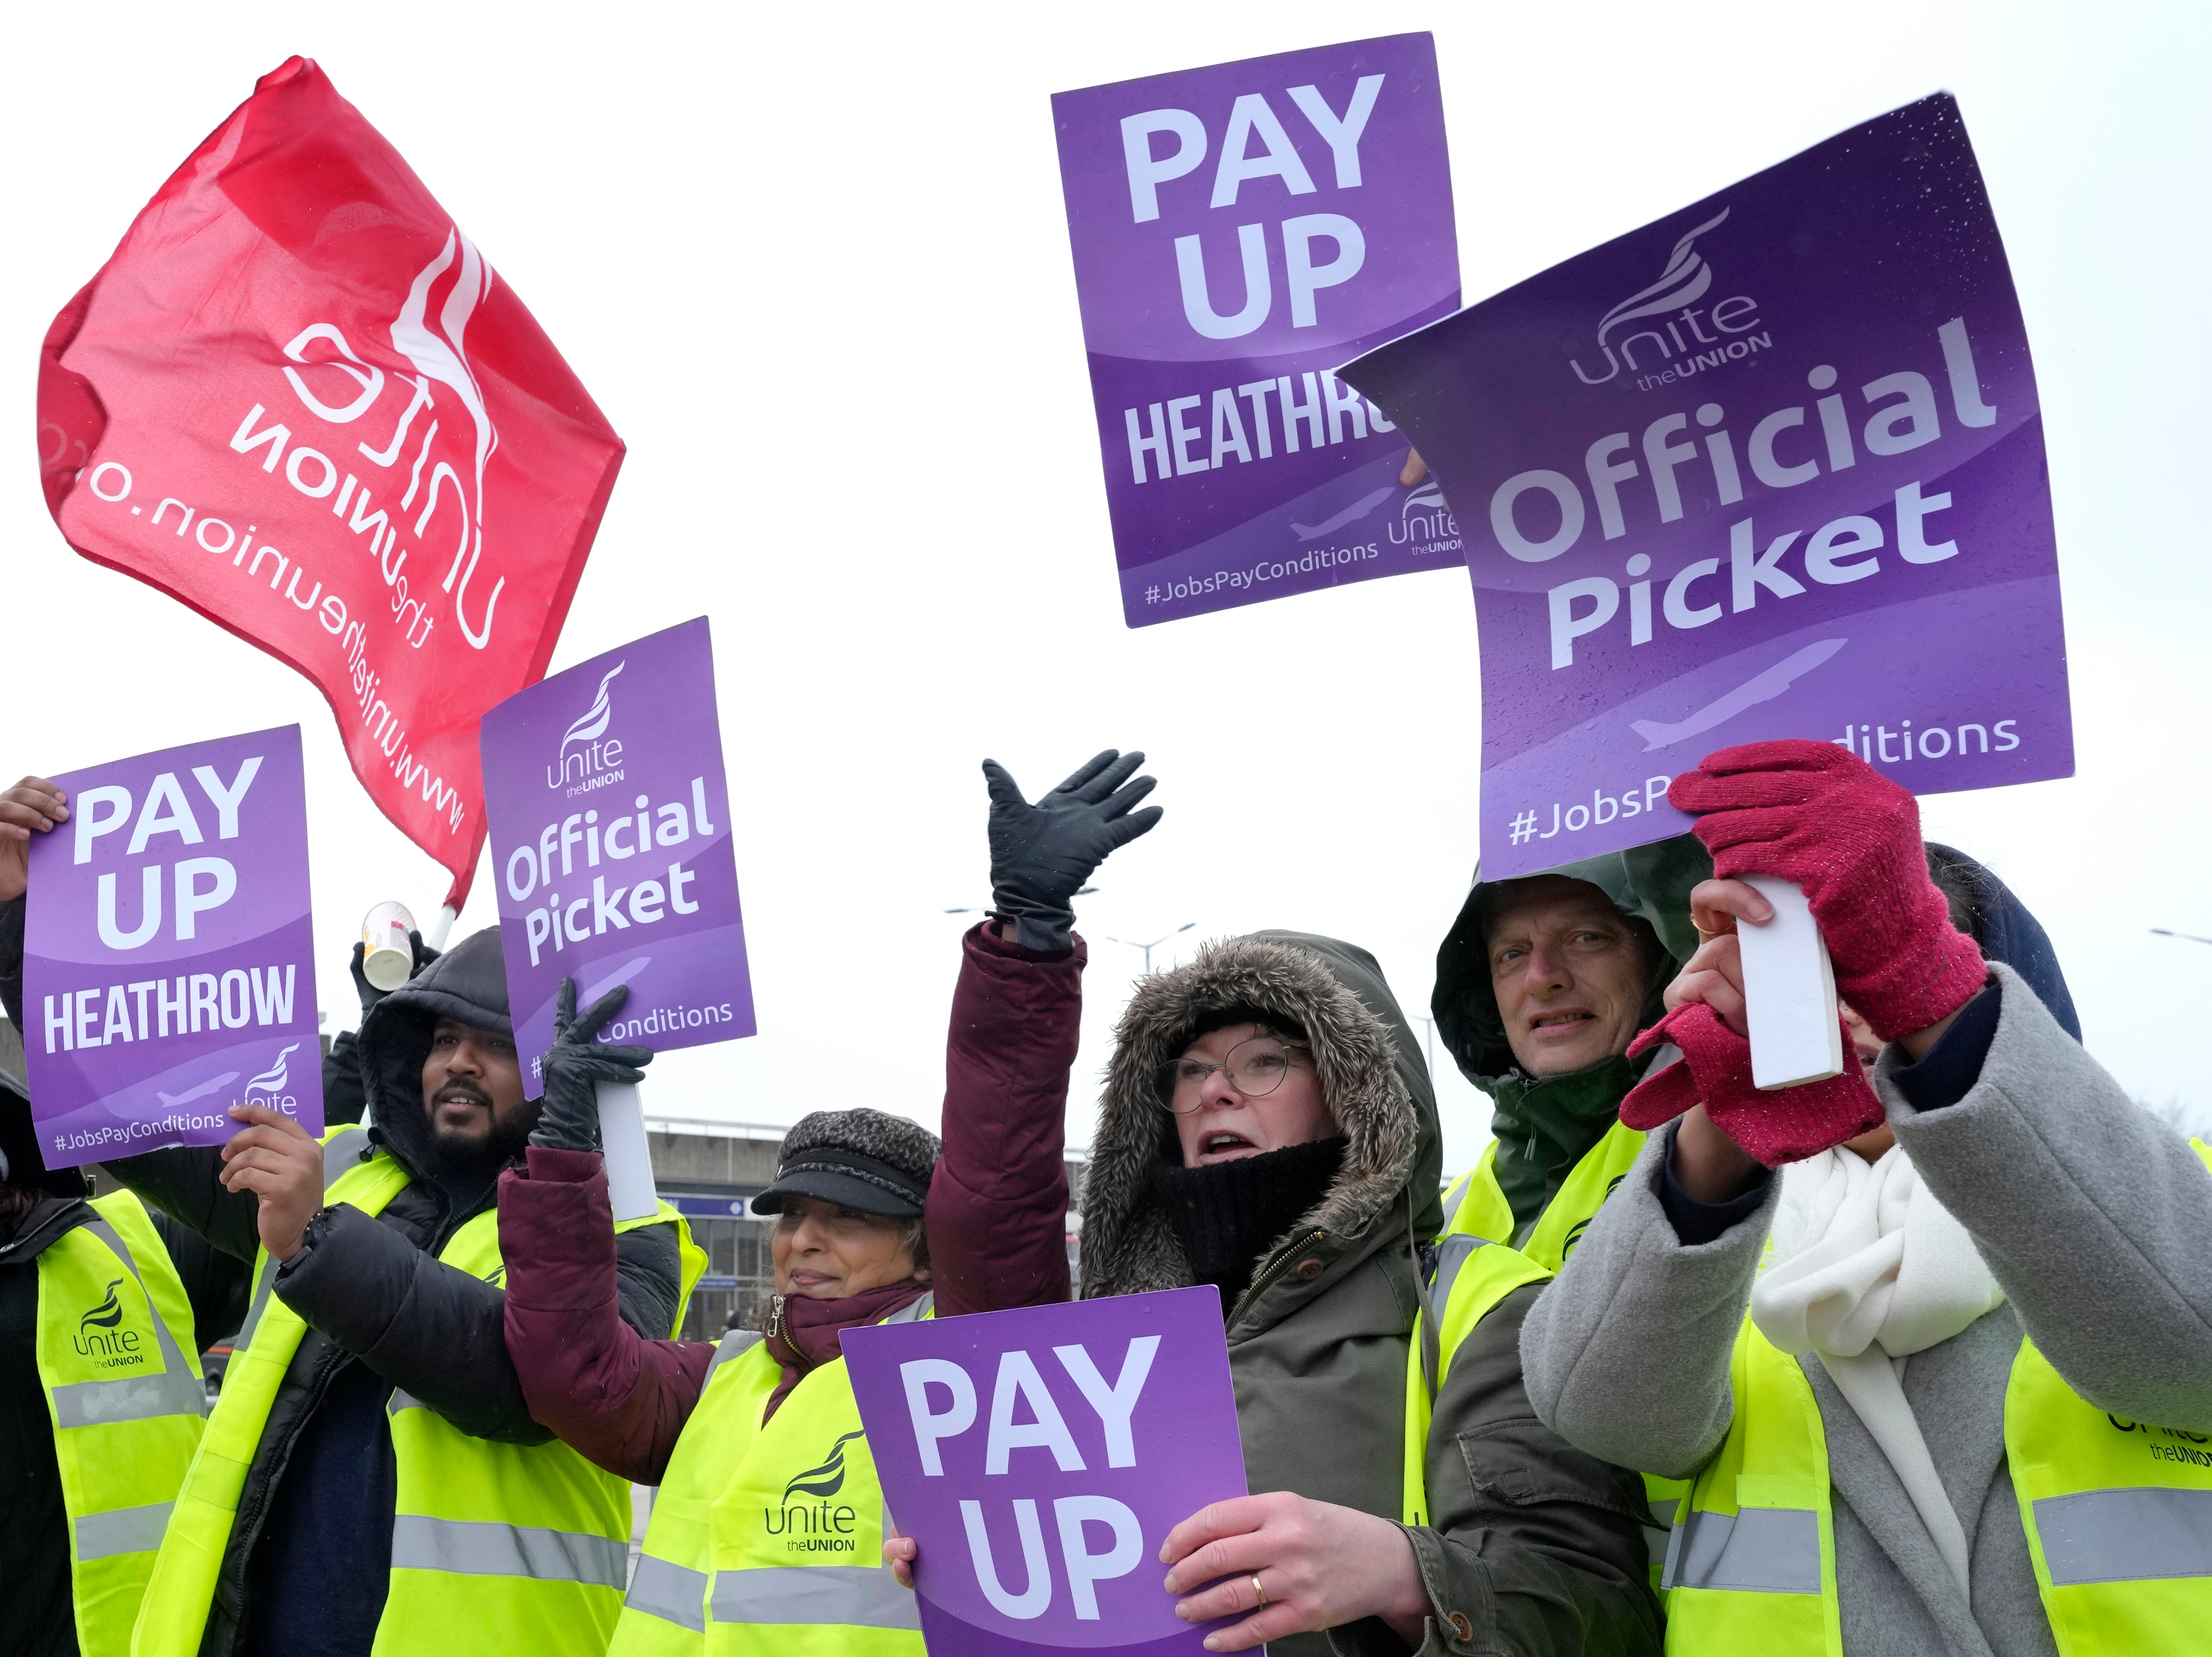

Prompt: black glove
xmin=982 ymin=750 xmax=1162 ymax=953
xmin=348 ymin=930 xmax=441 ymax=1019
xmin=530 ymin=979 xmax=654 ymax=1153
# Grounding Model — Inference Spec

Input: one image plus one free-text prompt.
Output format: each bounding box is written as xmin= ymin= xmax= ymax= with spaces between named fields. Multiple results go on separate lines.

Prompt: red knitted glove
xmin=1667 ymin=740 xmax=1987 ymax=1040
xmin=1619 ymin=1003 xmax=1885 ymax=1167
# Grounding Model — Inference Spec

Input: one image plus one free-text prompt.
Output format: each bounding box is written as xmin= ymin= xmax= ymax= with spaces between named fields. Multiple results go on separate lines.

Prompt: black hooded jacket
xmin=95 ymin=928 xmax=686 ymax=1657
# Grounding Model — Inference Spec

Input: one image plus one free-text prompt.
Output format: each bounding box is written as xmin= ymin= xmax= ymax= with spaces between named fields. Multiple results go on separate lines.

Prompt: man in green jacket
xmin=1429 ymin=836 xmax=1710 ymax=1269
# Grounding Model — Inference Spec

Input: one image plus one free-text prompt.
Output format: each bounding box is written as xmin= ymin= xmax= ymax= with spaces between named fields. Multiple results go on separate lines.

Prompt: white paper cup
xmin=361 ymin=901 xmax=418 ymax=993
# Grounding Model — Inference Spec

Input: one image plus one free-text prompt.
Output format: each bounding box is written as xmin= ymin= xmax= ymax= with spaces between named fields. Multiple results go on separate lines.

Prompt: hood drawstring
xmin=1410 ymin=1182 xmax=1440 ymax=1405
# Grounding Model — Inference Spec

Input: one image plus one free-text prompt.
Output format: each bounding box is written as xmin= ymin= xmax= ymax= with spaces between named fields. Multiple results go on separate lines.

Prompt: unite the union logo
xmin=1569 ymin=207 xmax=1770 ymax=389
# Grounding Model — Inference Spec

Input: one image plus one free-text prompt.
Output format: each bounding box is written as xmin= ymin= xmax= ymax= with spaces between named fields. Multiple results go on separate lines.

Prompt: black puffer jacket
xmin=101 ymin=927 xmax=685 ymax=1656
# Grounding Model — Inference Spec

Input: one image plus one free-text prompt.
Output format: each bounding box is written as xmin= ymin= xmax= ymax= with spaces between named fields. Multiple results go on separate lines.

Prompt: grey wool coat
xmin=1522 ymin=961 xmax=2212 ymax=1657
xmin=1079 ymin=931 xmax=1659 ymax=1657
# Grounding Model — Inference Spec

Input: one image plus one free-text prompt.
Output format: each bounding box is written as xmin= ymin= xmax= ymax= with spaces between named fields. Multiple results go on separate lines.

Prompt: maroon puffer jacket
xmin=498 ymin=922 xmax=1082 ymax=1481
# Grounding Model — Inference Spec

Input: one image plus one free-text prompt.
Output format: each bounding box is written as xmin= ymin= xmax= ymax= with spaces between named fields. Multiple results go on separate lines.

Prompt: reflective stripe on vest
xmin=1669 ymin=1140 xmax=2212 ymax=1656
xmin=2032 ymin=1487 xmax=2212 ymax=1584
xmin=35 ymin=1192 xmax=205 ymax=1657
xmin=709 ymin=1566 xmax=921 ymax=1630
xmin=130 ymin=1129 xmax=704 ymax=1657
xmin=626 ymin=1554 xmax=713 ymax=1635
xmin=391 ymin=1514 xmax=630 ymax=1589
xmin=76 ymin=1501 xmax=176 ymax=1563
xmin=1664 ymin=1503 xmax=1822 ymax=1594
xmin=1662 ymin=1320 xmax=1840 ymax=1657
xmin=1999 ymin=1136 xmax=2212 ymax=1655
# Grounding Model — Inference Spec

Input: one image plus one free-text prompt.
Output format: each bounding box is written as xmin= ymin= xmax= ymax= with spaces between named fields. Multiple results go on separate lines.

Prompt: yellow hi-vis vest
xmin=1402 ymin=1232 xmax=1555 ymax=1527
xmin=35 ymin=1192 xmax=207 ymax=1657
xmin=131 ymin=1127 xmax=704 ymax=1657
xmin=1661 ymin=1138 xmax=2212 ymax=1657
xmin=1437 ymin=1121 xmax=1683 ymax=1573
xmin=1438 ymin=1118 xmax=1647 ymax=1275
xmin=611 ymin=1294 xmax=934 ymax=1656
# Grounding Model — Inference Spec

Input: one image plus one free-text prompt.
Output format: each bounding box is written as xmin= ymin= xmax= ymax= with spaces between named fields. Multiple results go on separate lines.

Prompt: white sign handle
xmin=596 ymin=1079 xmax=660 ymax=1221
xmin=1738 ymin=876 xmax=1844 ymax=1090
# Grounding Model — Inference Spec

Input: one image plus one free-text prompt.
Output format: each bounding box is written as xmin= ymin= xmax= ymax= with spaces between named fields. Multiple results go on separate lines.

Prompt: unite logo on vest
xmin=764 ymin=1430 xmax=867 ymax=1555
xmin=2107 ymin=1411 xmax=2212 ymax=1469
xmin=72 ymin=1276 xmax=150 ymax=1368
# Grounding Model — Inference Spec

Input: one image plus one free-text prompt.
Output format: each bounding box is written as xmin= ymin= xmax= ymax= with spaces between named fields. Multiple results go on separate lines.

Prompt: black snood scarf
xmin=1148 ymin=1136 xmax=1347 ymax=1317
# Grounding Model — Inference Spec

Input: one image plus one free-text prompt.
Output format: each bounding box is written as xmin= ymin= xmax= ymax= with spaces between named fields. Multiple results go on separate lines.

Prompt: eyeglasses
xmin=1159 ymin=1036 xmax=1310 ymax=1114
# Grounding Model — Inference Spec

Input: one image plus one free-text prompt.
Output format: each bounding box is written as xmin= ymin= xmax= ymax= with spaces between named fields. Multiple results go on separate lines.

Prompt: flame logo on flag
xmin=243 ymin=1044 xmax=300 ymax=1102
xmin=559 ymin=662 xmax=626 ymax=758
xmin=391 ymin=231 xmax=505 ymax=648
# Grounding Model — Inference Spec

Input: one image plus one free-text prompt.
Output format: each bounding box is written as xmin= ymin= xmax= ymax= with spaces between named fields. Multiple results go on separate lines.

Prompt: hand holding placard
xmin=23 ymin=727 xmax=322 ymax=1166
xmin=217 ymin=1103 xmax=324 ymax=1260
xmin=847 ymin=1287 xmax=1245 ymax=1655
xmin=0 ymin=777 xmax=68 ymax=903
xmin=1158 ymin=1493 xmax=1429 ymax=1651
xmin=1668 ymin=741 xmax=1988 ymax=1040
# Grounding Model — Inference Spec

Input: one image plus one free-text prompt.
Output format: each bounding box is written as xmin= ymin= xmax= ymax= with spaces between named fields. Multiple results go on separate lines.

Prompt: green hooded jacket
xmin=1431 ymin=836 xmax=1710 ymax=1245
xmin=1079 ymin=931 xmax=1657 ymax=1656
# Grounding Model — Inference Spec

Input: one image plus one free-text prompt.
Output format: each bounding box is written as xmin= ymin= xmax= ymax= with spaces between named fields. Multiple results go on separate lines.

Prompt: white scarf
xmin=1749 ymin=1144 xmax=2007 ymax=1598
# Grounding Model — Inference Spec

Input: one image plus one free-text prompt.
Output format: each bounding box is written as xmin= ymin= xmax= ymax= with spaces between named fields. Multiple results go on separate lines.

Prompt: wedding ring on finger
xmin=1251 ymin=1574 xmax=1269 ymax=1607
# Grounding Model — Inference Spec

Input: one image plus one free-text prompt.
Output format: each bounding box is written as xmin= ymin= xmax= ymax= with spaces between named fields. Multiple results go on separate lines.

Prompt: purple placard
xmin=479 ymin=617 xmax=755 ymax=1096
xmin=845 ymin=1288 xmax=1246 ymax=1655
xmin=1342 ymin=94 xmax=2071 ymax=877
xmin=1052 ymin=34 xmax=1461 ymax=628
xmin=24 ymin=726 xmax=321 ymax=1167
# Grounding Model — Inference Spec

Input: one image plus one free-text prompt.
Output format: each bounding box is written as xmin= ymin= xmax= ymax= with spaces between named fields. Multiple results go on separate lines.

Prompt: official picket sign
xmin=24 ymin=725 xmax=321 ymax=1167
xmin=480 ymin=616 xmax=754 ymax=1095
xmin=1053 ymin=34 xmax=1459 ymax=628
xmin=845 ymin=1287 xmax=1245 ymax=1654
xmin=38 ymin=56 xmax=625 ymax=908
xmin=1343 ymin=93 xmax=2072 ymax=877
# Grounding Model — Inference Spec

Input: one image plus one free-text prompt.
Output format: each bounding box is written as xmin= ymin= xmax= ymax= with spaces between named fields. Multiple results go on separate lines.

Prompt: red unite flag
xmin=37 ymin=56 xmax=623 ymax=911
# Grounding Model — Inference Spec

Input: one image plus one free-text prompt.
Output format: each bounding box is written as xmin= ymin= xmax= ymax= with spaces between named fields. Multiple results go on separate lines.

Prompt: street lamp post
xmin=1105 ymin=922 xmax=1195 ymax=975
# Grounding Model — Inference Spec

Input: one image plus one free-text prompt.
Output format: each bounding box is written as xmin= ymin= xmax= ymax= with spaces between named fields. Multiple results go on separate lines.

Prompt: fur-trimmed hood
xmin=1081 ymin=931 xmax=1441 ymax=1310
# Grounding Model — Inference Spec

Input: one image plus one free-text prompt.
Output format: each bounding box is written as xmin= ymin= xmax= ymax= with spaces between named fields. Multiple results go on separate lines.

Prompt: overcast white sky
xmin=6 ymin=0 xmax=2209 ymax=1173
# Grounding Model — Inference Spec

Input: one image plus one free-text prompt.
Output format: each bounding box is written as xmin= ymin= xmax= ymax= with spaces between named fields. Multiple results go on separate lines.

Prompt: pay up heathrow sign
xmin=847 ymin=1288 xmax=1245 ymax=1655
xmin=1344 ymin=94 xmax=2071 ymax=877
xmin=25 ymin=726 xmax=321 ymax=1166
xmin=1053 ymin=33 xmax=1460 ymax=627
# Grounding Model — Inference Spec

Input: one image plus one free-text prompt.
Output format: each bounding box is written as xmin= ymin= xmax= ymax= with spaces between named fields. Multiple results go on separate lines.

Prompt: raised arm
xmin=928 ymin=749 xmax=1162 ymax=1318
xmin=927 ymin=922 xmax=1083 ymax=1316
